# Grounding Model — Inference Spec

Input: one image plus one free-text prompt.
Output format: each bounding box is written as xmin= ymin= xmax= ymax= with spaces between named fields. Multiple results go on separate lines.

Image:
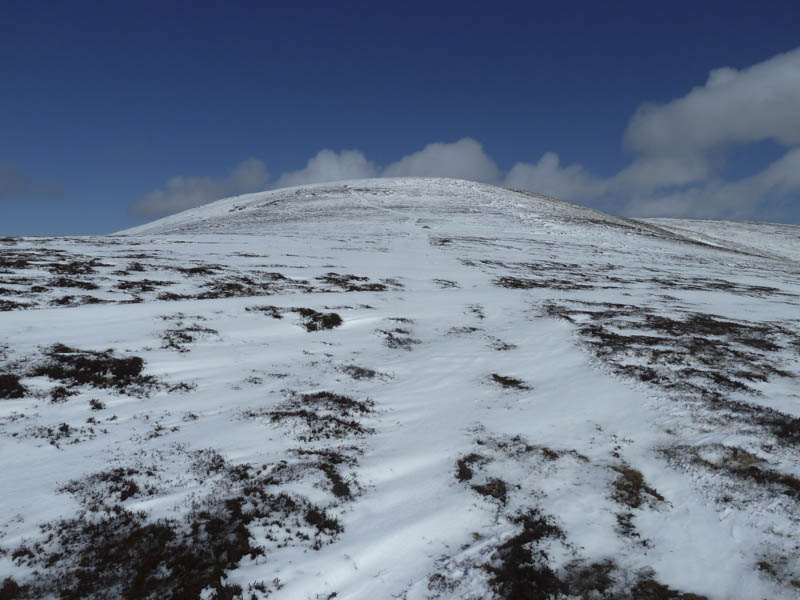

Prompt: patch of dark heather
xmin=494 ymin=275 xmax=593 ymax=291
xmin=543 ymin=301 xmax=800 ymax=446
xmin=246 ymin=305 xmax=343 ymax=331
xmin=490 ymin=373 xmax=530 ymax=390
xmin=48 ymin=277 xmax=99 ymax=290
xmin=0 ymin=373 xmax=27 ymax=399
xmin=266 ymin=391 xmax=375 ymax=442
xmin=482 ymin=509 xmax=566 ymax=598
xmin=291 ymin=308 xmax=342 ymax=331
xmin=433 ymin=278 xmax=459 ymax=288
xmin=377 ymin=327 xmax=422 ymax=350
xmin=340 ymin=364 xmax=378 ymax=380
xmin=59 ymin=467 xmax=152 ymax=509
xmin=116 ymin=279 xmax=175 ymax=293
xmin=315 ymin=272 xmax=390 ymax=292
xmin=9 ymin=450 xmax=345 ymax=598
xmin=662 ymin=444 xmax=800 ymax=501
xmin=48 ymin=258 xmax=110 ymax=276
xmin=455 ymin=453 xmax=487 ymax=482
xmin=0 ymin=299 xmax=36 ymax=311
xmin=609 ymin=466 xmax=666 ymax=509
xmin=161 ymin=324 xmax=219 ymax=352
xmin=48 ymin=295 xmax=107 ymax=307
xmin=30 ymin=344 xmax=161 ymax=396
xmin=439 ymin=436 xmax=705 ymax=600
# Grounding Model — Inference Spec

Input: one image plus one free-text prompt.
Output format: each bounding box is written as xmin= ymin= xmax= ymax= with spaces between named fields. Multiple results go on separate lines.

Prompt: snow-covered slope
xmin=1 ymin=179 xmax=799 ymax=599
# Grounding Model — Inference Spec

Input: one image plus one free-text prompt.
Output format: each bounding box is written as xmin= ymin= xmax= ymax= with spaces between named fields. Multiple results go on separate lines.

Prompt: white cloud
xmin=625 ymin=148 xmax=800 ymax=220
xmin=131 ymin=49 xmax=800 ymax=223
xmin=274 ymin=149 xmax=377 ymax=189
xmin=383 ymin=138 xmax=499 ymax=181
xmin=131 ymin=140 xmax=498 ymax=218
xmin=506 ymin=48 xmax=800 ymax=220
xmin=624 ymin=47 xmax=800 ymax=154
xmin=609 ymin=154 xmax=710 ymax=192
xmin=505 ymin=152 xmax=605 ymax=201
xmin=130 ymin=158 xmax=269 ymax=217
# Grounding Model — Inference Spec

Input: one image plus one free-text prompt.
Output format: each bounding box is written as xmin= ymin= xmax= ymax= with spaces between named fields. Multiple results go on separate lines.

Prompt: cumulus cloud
xmin=625 ymin=148 xmax=800 ymax=220
xmin=274 ymin=138 xmax=498 ymax=190
xmin=274 ymin=149 xmax=378 ymax=189
xmin=130 ymin=158 xmax=269 ymax=217
xmin=0 ymin=165 xmax=63 ymax=201
xmin=624 ymin=48 xmax=800 ymax=155
xmin=383 ymin=138 xmax=499 ymax=181
xmin=132 ymin=139 xmax=498 ymax=218
xmin=609 ymin=154 xmax=711 ymax=192
xmin=505 ymin=152 xmax=606 ymax=200
xmin=131 ymin=49 xmax=800 ymax=223
xmin=504 ymin=48 xmax=800 ymax=220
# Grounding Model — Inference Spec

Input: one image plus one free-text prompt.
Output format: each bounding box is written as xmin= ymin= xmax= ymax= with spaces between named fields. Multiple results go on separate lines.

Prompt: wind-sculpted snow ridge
xmin=1 ymin=178 xmax=799 ymax=599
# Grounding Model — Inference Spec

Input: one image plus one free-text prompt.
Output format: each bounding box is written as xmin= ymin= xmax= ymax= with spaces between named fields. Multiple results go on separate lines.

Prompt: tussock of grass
xmin=0 ymin=373 xmax=27 ymax=399
xmin=472 ymin=478 xmax=509 ymax=504
xmin=455 ymin=453 xmax=485 ymax=482
xmin=490 ymin=373 xmax=530 ymax=390
xmin=30 ymin=344 xmax=159 ymax=396
xmin=610 ymin=466 xmax=665 ymax=509
xmin=247 ymin=305 xmax=343 ymax=331
xmin=341 ymin=365 xmax=378 ymax=380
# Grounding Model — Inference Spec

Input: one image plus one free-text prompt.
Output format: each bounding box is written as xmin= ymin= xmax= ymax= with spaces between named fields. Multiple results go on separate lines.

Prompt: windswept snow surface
xmin=1 ymin=178 xmax=799 ymax=599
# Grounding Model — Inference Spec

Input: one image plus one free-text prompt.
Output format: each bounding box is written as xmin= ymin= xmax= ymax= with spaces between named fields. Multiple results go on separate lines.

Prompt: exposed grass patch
xmin=377 ymin=328 xmax=421 ymax=350
xmin=494 ymin=275 xmax=591 ymax=291
xmin=448 ymin=326 xmax=480 ymax=335
xmin=0 ymin=299 xmax=35 ymax=311
xmin=161 ymin=324 xmax=219 ymax=352
xmin=48 ymin=259 xmax=109 ymax=276
xmin=293 ymin=308 xmax=342 ymax=332
xmin=433 ymin=279 xmax=459 ymax=288
xmin=266 ymin=391 xmax=375 ymax=441
xmin=665 ymin=444 xmax=800 ymax=500
xmin=455 ymin=453 xmax=486 ymax=482
xmin=247 ymin=305 xmax=343 ymax=331
xmin=30 ymin=344 xmax=160 ymax=396
xmin=246 ymin=305 xmax=284 ymax=319
xmin=24 ymin=422 xmax=97 ymax=448
xmin=490 ymin=373 xmax=530 ymax=390
xmin=609 ymin=466 xmax=666 ymax=509
xmin=11 ymin=449 xmax=345 ymax=598
xmin=472 ymin=478 xmax=509 ymax=504
xmin=316 ymin=272 xmax=389 ymax=292
xmin=116 ymin=279 xmax=175 ymax=293
xmin=48 ymin=295 xmax=106 ymax=307
xmin=341 ymin=365 xmax=378 ymax=380
xmin=0 ymin=373 xmax=27 ymax=399
xmin=1 ymin=577 xmax=29 ymax=599
xmin=293 ymin=448 xmax=356 ymax=499
xmin=49 ymin=277 xmax=99 ymax=290
xmin=483 ymin=509 xmax=566 ymax=598
xmin=175 ymin=265 xmax=222 ymax=276
xmin=614 ymin=512 xmax=641 ymax=541
xmin=544 ymin=301 xmax=800 ymax=446
xmin=50 ymin=386 xmax=77 ymax=403
xmin=155 ymin=292 xmax=193 ymax=301
xmin=60 ymin=467 xmax=146 ymax=507
xmin=489 ymin=338 xmax=517 ymax=351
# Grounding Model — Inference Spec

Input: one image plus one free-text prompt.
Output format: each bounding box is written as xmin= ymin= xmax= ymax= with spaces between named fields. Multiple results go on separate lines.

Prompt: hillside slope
xmin=1 ymin=179 xmax=799 ymax=599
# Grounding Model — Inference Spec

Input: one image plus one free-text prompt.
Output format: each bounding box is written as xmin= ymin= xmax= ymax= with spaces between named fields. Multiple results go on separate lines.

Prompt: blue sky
xmin=2 ymin=1 xmax=799 ymax=235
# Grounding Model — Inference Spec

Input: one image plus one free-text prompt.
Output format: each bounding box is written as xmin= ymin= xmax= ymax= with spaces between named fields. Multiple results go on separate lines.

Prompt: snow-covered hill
xmin=1 ymin=178 xmax=798 ymax=599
